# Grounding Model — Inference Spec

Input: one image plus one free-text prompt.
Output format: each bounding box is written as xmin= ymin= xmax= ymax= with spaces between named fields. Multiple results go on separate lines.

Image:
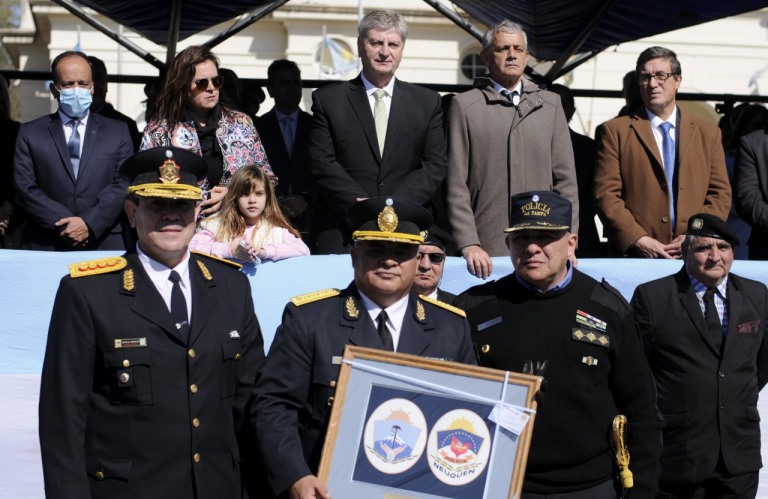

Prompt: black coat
xmin=308 ymin=76 xmax=447 ymax=251
xmin=252 ymin=283 xmax=477 ymax=497
xmin=631 ymin=268 xmax=768 ymax=483
xmin=39 ymin=252 xmax=265 ymax=499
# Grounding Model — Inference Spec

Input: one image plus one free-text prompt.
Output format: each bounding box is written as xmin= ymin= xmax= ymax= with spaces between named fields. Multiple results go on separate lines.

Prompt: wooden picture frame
xmin=318 ymin=345 xmax=542 ymax=499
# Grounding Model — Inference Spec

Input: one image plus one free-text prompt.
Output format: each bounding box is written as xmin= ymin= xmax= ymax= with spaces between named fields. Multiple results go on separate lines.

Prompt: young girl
xmin=190 ymin=164 xmax=309 ymax=263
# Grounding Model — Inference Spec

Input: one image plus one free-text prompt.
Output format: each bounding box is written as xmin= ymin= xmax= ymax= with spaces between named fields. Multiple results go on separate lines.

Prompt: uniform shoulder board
xmin=291 ymin=288 xmax=340 ymax=306
xmin=69 ymin=256 xmax=128 ymax=278
xmin=419 ymin=295 xmax=467 ymax=318
xmin=191 ymin=251 xmax=243 ymax=269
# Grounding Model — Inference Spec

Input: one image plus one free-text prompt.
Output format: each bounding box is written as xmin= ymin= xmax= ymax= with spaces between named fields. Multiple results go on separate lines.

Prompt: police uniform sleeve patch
xmin=419 ymin=295 xmax=467 ymax=318
xmin=191 ymin=251 xmax=243 ymax=269
xmin=291 ymin=288 xmax=340 ymax=306
xmin=69 ymin=256 xmax=128 ymax=278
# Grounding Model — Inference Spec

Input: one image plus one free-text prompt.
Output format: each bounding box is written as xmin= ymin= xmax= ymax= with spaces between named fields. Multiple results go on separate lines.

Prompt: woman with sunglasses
xmin=141 ymin=45 xmax=275 ymax=216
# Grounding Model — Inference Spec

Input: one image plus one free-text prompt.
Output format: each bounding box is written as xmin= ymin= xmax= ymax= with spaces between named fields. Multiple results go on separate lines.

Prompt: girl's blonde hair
xmin=212 ymin=165 xmax=301 ymax=241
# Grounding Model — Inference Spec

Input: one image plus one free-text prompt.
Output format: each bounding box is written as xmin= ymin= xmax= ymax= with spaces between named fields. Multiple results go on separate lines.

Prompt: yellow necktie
xmin=373 ymin=89 xmax=388 ymax=155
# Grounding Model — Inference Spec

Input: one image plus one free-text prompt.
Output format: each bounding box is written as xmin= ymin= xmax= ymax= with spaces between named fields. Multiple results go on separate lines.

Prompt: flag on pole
xmin=319 ymin=32 xmax=357 ymax=78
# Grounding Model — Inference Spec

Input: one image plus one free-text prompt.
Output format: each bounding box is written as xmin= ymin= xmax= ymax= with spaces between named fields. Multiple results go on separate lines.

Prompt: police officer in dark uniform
xmin=38 ymin=147 xmax=265 ymax=499
xmin=252 ymin=197 xmax=477 ymax=499
xmin=455 ymin=191 xmax=662 ymax=499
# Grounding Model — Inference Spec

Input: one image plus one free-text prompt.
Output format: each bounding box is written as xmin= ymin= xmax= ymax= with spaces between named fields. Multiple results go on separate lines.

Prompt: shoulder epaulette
xmin=419 ymin=294 xmax=467 ymax=318
xmin=191 ymin=251 xmax=243 ymax=269
xmin=291 ymin=288 xmax=340 ymax=306
xmin=69 ymin=256 xmax=127 ymax=278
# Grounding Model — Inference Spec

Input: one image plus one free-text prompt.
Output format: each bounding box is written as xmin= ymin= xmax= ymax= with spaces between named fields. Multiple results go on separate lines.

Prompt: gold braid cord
xmin=612 ymin=415 xmax=634 ymax=489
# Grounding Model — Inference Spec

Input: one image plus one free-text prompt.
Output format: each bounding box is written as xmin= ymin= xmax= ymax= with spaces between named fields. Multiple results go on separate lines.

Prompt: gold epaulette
xmin=419 ymin=295 xmax=466 ymax=318
xmin=191 ymin=251 xmax=243 ymax=269
xmin=291 ymin=288 xmax=340 ymax=306
xmin=69 ymin=256 xmax=128 ymax=278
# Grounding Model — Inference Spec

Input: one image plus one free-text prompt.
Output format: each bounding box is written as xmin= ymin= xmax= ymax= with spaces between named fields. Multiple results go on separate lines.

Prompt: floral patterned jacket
xmin=141 ymin=109 xmax=275 ymax=192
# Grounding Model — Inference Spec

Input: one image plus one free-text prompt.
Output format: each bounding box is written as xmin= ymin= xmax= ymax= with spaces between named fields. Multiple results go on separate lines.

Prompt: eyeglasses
xmin=638 ymin=72 xmax=678 ymax=84
xmin=418 ymin=252 xmax=445 ymax=264
xmin=193 ymin=76 xmax=223 ymax=91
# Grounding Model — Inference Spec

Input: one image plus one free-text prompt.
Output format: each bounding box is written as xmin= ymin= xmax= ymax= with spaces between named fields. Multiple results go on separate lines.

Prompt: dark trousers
xmin=522 ymin=479 xmax=618 ymax=499
xmin=657 ymin=455 xmax=759 ymax=499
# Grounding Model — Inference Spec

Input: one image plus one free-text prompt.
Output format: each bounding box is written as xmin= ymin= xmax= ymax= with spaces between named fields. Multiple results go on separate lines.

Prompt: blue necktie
xmin=658 ymin=121 xmax=676 ymax=229
xmin=281 ymin=116 xmax=294 ymax=157
xmin=67 ymin=119 xmax=81 ymax=178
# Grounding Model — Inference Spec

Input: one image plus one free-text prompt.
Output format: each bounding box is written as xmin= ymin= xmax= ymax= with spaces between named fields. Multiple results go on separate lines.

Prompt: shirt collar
xmin=58 ymin=109 xmax=89 ymax=125
xmin=489 ymin=78 xmax=523 ymax=97
xmin=687 ymin=272 xmax=728 ymax=298
xmin=274 ymin=109 xmax=299 ymax=122
xmin=515 ymin=258 xmax=574 ymax=293
xmin=361 ymin=72 xmax=396 ymax=98
xmin=646 ymin=106 xmax=678 ymax=129
xmin=136 ymin=243 xmax=192 ymax=285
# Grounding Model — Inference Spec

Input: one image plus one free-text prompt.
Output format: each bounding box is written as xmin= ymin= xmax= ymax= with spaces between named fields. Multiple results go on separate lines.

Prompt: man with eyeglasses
xmin=13 ymin=50 xmax=134 ymax=250
xmin=595 ymin=46 xmax=731 ymax=258
xmin=412 ymin=233 xmax=456 ymax=303
xmin=445 ymin=19 xmax=578 ymax=279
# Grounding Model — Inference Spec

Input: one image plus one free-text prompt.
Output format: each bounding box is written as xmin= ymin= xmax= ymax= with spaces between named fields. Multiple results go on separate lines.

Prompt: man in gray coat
xmin=445 ymin=20 xmax=577 ymax=279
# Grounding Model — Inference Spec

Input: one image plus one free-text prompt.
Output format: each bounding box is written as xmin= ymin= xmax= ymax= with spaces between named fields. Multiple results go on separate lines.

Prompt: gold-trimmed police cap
xmin=347 ymin=197 xmax=433 ymax=245
xmin=504 ymin=191 xmax=572 ymax=233
xmin=686 ymin=213 xmax=740 ymax=245
xmin=120 ymin=147 xmax=207 ymax=200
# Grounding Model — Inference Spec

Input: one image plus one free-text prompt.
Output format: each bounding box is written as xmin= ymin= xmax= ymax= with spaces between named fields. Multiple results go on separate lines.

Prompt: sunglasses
xmin=193 ymin=76 xmax=223 ymax=91
xmin=418 ymin=252 xmax=445 ymax=264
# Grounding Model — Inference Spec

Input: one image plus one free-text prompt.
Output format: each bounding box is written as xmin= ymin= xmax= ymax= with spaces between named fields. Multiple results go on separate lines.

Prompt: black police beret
xmin=347 ymin=197 xmax=433 ymax=245
xmin=686 ymin=213 xmax=740 ymax=245
xmin=121 ymin=147 xmax=207 ymax=200
xmin=504 ymin=191 xmax=572 ymax=233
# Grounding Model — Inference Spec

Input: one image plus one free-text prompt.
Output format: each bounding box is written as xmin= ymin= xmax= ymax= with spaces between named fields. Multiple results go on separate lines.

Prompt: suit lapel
xmin=78 ymin=114 xmax=98 ymax=178
xmin=344 ymin=288 xmax=385 ymax=349
xmin=721 ymin=277 xmax=741 ymax=358
xmin=346 ymin=78 xmax=381 ymax=163
xmin=49 ymin=115 xmax=76 ymax=183
xmin=123 ymin=255 xmax=184 ymax=343
xmin=676 ymin=272 xmax=721 ymax=357
xmin=383 ymin=79 xmax=405 ymax=161
xmin=676 ymin=110 xmax=696 ymax=181
xmin=396 ymin=295 xmax=431 ymax=356
xmin=629 ymin=113 xmax=665 ymax=180
xmin=188 ymin=255 xmax=220 ymax=346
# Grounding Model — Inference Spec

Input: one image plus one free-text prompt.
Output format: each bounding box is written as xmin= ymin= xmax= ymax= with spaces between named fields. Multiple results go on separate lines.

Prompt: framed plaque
xmin=318 ymin=345 xmax=542 ymax=499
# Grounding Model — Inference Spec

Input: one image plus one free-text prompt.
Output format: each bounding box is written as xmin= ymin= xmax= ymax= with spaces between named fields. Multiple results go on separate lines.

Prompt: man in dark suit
xmin=14 ymin=50 xmax=134 ymax=251
xmin=631 ymin=213 xmax=768 ymax=498
xmin=308 ymin=9 xmax=447 ymax=254
xmin=412 ymin=232 xmax=456 ymax=303
xmin=255 ymin=59 xmax=314 ymax=243
xmin=595 ymin=46 xmax=731 ymax=258
xmin=252 ymin=197 xmax=476 ymax=499
xmin=734 ymin=128 xmax=768 ymax=259
xmin=38 ymin=147 xmax=265 ymax=498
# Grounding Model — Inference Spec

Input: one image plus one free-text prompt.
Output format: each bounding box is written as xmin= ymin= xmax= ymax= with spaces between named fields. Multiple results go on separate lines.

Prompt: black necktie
xmin=169 ymin=271 xmax=189 ymax=342
xmin=703 ymin=288 xmax=723 ymax=351
xmin=377 ymin=310 xmax=394 ymax=351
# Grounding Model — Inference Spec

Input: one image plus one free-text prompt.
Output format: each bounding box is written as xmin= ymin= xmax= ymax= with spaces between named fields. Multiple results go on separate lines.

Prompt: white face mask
xmin=58 ymin=87 xmax=92 ymax=118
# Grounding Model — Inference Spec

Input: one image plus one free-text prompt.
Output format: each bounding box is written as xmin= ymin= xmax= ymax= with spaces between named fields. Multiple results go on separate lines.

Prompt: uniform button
xmin=122 ymin=359 xmax=130 ymax=368
xmin=190 ymin=384 xmax=198 ymax=393
xmin=193 ymin=453 xmax=201 ymax=463
xmin=95 ymin=471 xmax=105 ymax=480
xmin=234 ymin=353 xmax=241 ymax=360
xmin=719 ymin=403 xmax=724 ymax=409
xmin=481 ymin=344 xmax=490 ymax=354
xmin=329 ymin=380 xmax=337 ymax=388
xmin=188 ymin=348 xmax=196 ymax=358
xmin=119 ymin=372 xmax=130 ymax=384
xmin=662 ymin=216 xmax=669 ymax=223
xmin=718 ymin=371 xmax=725 ymax=378
xmin=327 ymin=396 xmax=334 ymax=406
xmin=192 ymin=418 xmax=200 ymax=428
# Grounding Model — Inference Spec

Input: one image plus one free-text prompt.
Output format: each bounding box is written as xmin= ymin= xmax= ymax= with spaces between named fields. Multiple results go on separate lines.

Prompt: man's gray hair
xmin=482 ymin=20 xmax=528 ymax=56
xmin=358 ymin=9 xmax=408 ymax=43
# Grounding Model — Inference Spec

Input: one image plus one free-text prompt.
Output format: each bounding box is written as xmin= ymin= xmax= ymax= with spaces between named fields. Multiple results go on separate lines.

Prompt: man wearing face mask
xmin=13 ymin=50 xmax=134 ymax=250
